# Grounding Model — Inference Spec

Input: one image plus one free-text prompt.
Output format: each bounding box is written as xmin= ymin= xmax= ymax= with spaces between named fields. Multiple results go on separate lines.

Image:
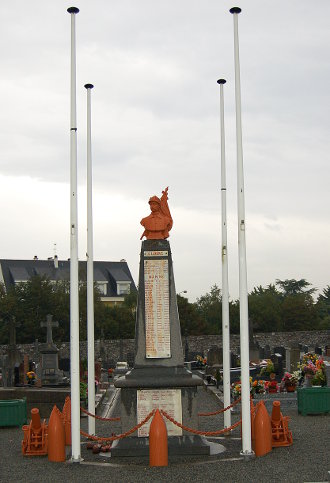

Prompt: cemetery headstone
xmin=259 ymin=347 xmax=265 ymax=359
xmin=289 ymin=348 xmax=300 ymax=373
xmin=264 ymin=344 xmax=271 ymax=359
xmin=248 ymin=319 xmax=259 ymax=362
xmin=315 ymin=346 xmax=322 ymax=355
xmin=285 ymin=348 xmax=291 ymax=372
xmin=39 ymin=314 xmax=63 ymax=385
xmin=207 ymin=346 xmax=223 ymax=367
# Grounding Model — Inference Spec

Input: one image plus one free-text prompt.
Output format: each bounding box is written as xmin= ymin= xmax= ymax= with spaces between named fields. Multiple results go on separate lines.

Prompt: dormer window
xmin=117 ymin=281 xmax=131 ymax=295
xmin=97 ymin=282 xmax=107 ymax=295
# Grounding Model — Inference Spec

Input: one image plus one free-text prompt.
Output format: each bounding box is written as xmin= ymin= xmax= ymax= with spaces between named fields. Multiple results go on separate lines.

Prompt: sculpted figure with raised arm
xmin=140 ymin=187 xmax=173 ymax=240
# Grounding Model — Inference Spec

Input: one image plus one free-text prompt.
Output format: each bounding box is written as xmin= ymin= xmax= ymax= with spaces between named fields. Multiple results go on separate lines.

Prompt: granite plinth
xmin=111 ymin=435 xmax=212 ymax=457
xmin=115 ymin=367 xmax=203 ymax=388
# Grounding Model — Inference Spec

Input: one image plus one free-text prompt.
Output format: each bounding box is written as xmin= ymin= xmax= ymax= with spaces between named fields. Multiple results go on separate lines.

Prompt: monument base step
xmin=111 ymin=435 xmax=219 ymax=457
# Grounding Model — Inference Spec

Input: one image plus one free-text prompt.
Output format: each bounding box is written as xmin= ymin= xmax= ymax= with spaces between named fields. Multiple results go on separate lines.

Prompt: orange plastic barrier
xmin=62 ymin=396 xmax=71 ymax=446
xmin=48 ymin=405 xmax=66 ymax=462
xmin=22 ymin=408 xmax=48 ymax=456
xmin=271 ymin=401 xmax=293 ymax=447
xmin=253 ymin=401 xmax=272 ymax=457
xmin=149 ymin=409 xmax=168 ymax=467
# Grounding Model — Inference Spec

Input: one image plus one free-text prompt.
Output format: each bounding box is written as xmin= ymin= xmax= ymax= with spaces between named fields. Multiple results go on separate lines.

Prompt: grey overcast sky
xmin=0 ymin=1 xmax=329 ymax=301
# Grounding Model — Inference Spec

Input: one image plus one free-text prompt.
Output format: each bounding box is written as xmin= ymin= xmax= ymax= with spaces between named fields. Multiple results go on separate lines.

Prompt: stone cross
xmin=40 ymin=314 xmax=58 ymax=344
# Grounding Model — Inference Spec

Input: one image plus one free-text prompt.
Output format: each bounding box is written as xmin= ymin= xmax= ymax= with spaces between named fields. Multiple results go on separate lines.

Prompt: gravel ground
xmin=1 ymin=386 xmax=329 ymax=483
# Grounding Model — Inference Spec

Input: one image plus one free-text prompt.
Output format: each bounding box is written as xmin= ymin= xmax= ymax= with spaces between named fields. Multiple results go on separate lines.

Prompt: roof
xmin=0 ymin=259 xmax=136 ymax=298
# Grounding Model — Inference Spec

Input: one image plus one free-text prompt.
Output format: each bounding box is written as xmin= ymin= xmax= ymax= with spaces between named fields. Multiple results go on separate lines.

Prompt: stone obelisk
xmin=113 ymin=188 xmax=209 ymax=457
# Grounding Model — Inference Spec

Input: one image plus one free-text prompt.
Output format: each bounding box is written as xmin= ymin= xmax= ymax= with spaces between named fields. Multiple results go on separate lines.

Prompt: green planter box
xmin=297 ymin=387 xmax=330 ymax=416
xmin=0 ymin=398 xmax=27 ymax=426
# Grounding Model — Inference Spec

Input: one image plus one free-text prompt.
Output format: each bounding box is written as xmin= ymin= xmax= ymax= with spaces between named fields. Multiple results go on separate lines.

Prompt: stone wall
xmin=0 ymin=330 xmax=329 ymax=366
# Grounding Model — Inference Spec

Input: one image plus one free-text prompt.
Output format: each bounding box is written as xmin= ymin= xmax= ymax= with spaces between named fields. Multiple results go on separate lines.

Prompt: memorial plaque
xmin=144 ymin=250 xmax=168 ymax=257
xmin=144 ymin=258 xmax=171 ymax=358
xmin=137 ymin=389 xmax=182 ymax=437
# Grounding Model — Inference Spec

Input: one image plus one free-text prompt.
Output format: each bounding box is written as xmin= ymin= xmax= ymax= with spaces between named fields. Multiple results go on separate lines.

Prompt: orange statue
xmin=140 ymin=187 xmax=173 ymax=240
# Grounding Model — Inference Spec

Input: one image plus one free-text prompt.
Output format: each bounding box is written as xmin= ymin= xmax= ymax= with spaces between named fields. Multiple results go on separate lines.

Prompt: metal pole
xmin=229 ymin=6 xmax=253 ymax=456
xmin=67 ymin=6 xmax=81 ymax=462
xmin=217 ymin=78 xmax=231 ymax=430
xmin=85 ymin=83 xmax=95 ymax=435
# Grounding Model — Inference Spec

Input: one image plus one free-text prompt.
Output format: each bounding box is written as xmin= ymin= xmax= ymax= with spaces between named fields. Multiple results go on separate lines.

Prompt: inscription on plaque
xmin=144 ymin=258 xmax=171 ymax=358
xmin=144 ymin=251 xmax=168 ymax=257
xmin=137 ymin=389 xmax=182 ymax=437
xmin=42 ymin=353 xmax=57 ymax=369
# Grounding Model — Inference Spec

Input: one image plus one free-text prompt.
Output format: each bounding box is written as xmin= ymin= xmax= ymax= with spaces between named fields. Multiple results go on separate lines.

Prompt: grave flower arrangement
xmin=312 ymin=358 xmax=326 ymax=386
xmin=231 ymin=377 xmax=254 ymax=398
xmin=252 ymin=379 xmax=266 ymax=394
xmin=196 ymin=355 xmax=207 ymax=367
xmin=259 ymin=360 xmax=275 ymax=377
xmin=282 ymin=371 xmax=299 ymax=387
xmin=265 ymin=380 xmax=278 ymax=393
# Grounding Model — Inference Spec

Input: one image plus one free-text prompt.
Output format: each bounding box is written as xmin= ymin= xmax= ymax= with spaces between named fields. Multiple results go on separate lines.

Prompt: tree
xmin=276 ymin=279 xmax=316 ymax=297
xmin=276 ymin=279 xmax=317 ymax=331
xmin=316 ymin=285 xmax=330 ymax=329
xmin=248 ymin=284 xmax=282 ymax=332
xmin=176 ymin=294 xmax=206 ymax=335
xmin=195 ymin=285 xmax=222 ymax=334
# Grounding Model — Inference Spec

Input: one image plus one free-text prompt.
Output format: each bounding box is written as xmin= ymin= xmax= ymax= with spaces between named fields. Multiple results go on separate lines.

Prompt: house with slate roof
xmin=0 ymin=257 xmax=136 ymax=305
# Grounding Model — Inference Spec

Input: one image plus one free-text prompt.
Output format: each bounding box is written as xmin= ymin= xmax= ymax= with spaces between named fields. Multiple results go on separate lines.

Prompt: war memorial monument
xmin=113 ymin=188 xmax=211 ymax=456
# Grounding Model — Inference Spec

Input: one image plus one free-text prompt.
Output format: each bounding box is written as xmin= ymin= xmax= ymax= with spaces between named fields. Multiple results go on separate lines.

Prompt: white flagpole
xmin=67 ymin=6 xmax=81 ymax=462
xmin=217 ymin=78 xmax=231 ymax=430
xmin=229 ymin=6 xmax=253 ymax=456
xmin=85 ymin=83 xmax=95 ymax=435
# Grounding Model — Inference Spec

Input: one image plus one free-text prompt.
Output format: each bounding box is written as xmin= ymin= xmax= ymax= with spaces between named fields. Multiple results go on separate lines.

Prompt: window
xmin=117 ymin=282 xmax=131 ymax=295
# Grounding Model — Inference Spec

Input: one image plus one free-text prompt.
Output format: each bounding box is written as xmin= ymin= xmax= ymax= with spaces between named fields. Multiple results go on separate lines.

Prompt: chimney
xmin=54 ymin=255 xmax=59 ymax=269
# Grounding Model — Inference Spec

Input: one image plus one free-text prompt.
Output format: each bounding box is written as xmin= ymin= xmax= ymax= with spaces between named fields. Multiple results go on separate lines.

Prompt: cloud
xmin=0 ymin=0 xmax=329 ymax=301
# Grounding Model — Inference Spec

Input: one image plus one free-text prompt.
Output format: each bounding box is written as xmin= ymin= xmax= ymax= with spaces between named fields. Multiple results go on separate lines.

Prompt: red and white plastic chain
xmin=80 ymin=409 xmax=155 ymax=442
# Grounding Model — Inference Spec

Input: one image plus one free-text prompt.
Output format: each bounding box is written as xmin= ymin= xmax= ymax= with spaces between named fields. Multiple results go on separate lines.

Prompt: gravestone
xmin=207 ymin=346 xmax=223 ymax=367
xmin=39 ymin=314 xmax=62 ymax=385
xmin=274 ymin=353 xmax=284 ymax=379
xmin=289 ymin=348 xmax=300 ymax=373
xmin=113 ymin=239 xmax=207 ymax=456
xmin=230 ymin=352 xmax=239 ymax=368
xmin=259 ymin=347 xmax=265 ymax=359
xmin=264 ymin=345 xmax=271 ymax=359
xmin=248 ymin=319 xmax=260 ymax=362
xmin=274 ymin=346 xmax=286 ymax=370
xmin=315 ymin=346 xmax=322 ymax=355
xmin=285 ymin=348 xmax=291 ymax=372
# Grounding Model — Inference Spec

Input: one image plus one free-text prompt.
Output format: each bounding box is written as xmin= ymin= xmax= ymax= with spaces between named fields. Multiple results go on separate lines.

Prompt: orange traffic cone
xmin=22 ymin=408 xmax=48 ymax=456
xmin=271 ymin=401 xmax=293 ymax=447
xmin=253 ymin=401 xmax=272 ymax=457
xmin=149 ymin=409 xmax=168 ymax=467
xmin=48 ymin=405 xmax=66 ymax=462
xmin=62 ymin=397 xmax=71 ymax=446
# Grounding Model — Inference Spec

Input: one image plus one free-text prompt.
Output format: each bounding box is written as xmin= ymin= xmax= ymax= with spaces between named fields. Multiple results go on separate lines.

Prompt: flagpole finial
xmin=67 ymin=7 xmax=79 ymax=14
xmin=217 ymin=79 xmax=227 ymax=85
xmin=230 ymin=7 xmax=241 ymax=14
xmin=84 ymin=84 xmax=94 ymax=89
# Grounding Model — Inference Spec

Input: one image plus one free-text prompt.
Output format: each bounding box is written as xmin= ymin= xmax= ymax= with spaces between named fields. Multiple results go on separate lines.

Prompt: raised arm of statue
xmin=160 ymin=187 xmax=173 ymax=231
